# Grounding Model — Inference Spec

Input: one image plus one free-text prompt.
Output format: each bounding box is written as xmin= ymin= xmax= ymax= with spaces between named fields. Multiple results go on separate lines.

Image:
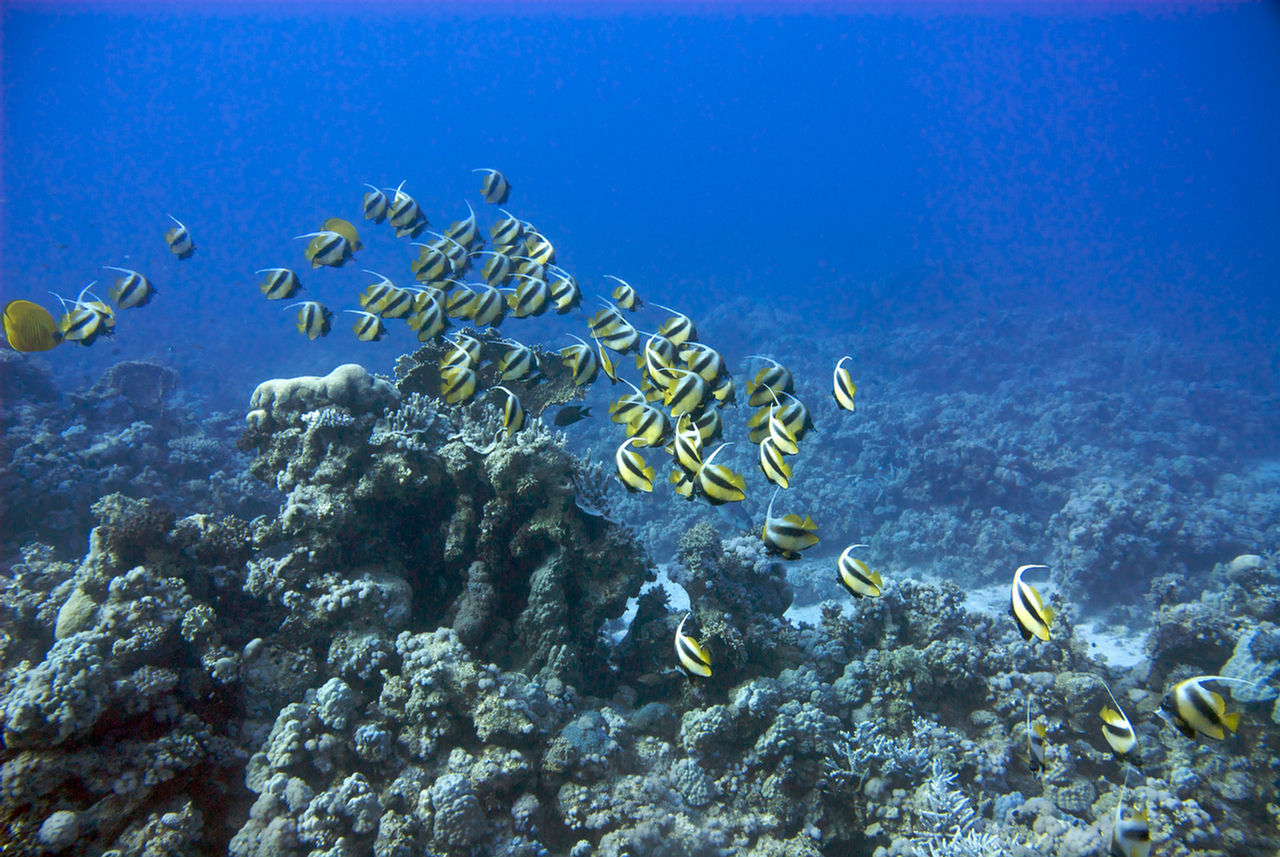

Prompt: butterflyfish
xmin=493 ymin=386 xmax=526 ymax=437
xmin=680 ymin=341 xmax=725 ymax=383
xmin=1010 ymin=564 xmax=1053 ymax=642
xmin=615 ymin=436 xmax=656 ymax=493
xmin=758 ymin=435 xmax=792 ymax=489
xmin=473 ymin=168 xmax=511 ymax=205
xmin=696 ymin=442 xmax=746 ymax=505
xmin=286 ymin=301 xmax=332 ymax=340
xmin=837 ymin=544 xmax=883 ymax=598
xmin=509 ymin=273 xmax=550 ymax=318
xmin=833 ymin=355 xmax=857 ymax=412
xmin=653 ymin=302 xmax=696 ymax=345
xmin=1166 ymin=675 xmax=1264 ymax=741
xmin=663 ymin=368 xmax=709 ymax=418
xmin=604 ymin=274 xmax=642 ymax=311
xmin=490 ymin=209 xmax=524 ymax=247
xmin=440 ymin=365 xmax=477 ymax=404
xmin=411 ymin=242 xmax=452 ymax=284
xmin=760 ymin=488 xmax=818 ymax=559
xmin=1094 ymin=677 xmax=1139 ymax=763
xmin=549 ymin=266 xmax=582 ymax=314
xmin=671 ymin=413 xmax=703 ymax=475
xmin=407 ymin=292 xmax=448 ymax=341
xmin=744 ymin=355 xmax=794 ymax=407
xmin=498 ymin=341 xmax=538 ymax=381
xmin=164 ymin=214 xmax=194 ymax=259
xmin=389 ymin=181 xmax=428 ymax=238
xmin=1023 ymin=706 xmax=1048 ymax=779
xmin=2 ymin=300 xmax=62 ymax=352
xmin=362 ymin=183 xmax=389 ymax=223
xmin=257 ymin=268 xmax=302 ymax=301
xmin=674 ymin=613 xmax=712 ymax=678
xmin=345 ymin=310 xmax=387 ymax=342
xmin=625 ymin=404 xmax=670 ymax=448
xmin=476 ymin=251 xmax=513 ymax=287
xmin=1110 ymin=794 xmax=1152 ymax=857
xmin=297 ymin=230 xmax=352 ymax=269
xmin=322 ymin=217 xmax=362 ymax=252
xmin=445 ymin=201 xmax=480 ymax=250
xmin=103 ymin=266 xmax=156 ymax=309
xmin=523 ymin=231 xmax=555 ymax=266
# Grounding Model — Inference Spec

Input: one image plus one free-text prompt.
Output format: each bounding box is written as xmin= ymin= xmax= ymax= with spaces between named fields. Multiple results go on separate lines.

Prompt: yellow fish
xmin=674 ymin=613 xmax=712 ymax=678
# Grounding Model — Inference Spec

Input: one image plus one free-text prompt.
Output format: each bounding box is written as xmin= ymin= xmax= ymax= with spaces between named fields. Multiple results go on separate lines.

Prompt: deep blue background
xmin=4 ymin=2 xmax=1279 ymax=410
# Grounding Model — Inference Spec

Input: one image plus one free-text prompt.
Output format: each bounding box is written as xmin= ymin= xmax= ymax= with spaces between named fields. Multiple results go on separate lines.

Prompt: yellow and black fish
xmin=345 ymin=310 xmax=387 ymax=342
xmin=440 ymin=365 xmax=477 ymax=404
xmin=833 ymin=355 xmax=857 ymax=412
xmin=491 ymin=209 xmax=524 ymax=248
xmin=476 ymin=251 xmax=513 ymax=287
xmin=663 ymin=368 xmax=709 ymax=418
xmin=103 ymin=266 xmax=157 ymax=309
xmin=523 ymin=231 xmax=555 ymax=266
xmin=1166 ymin=675 xmax=1261 ymax=740
xmin=605 ymin=274 xmax=642 ymax=311
xmin=509 ymin=273 xmax=550 ymax=318
xmin=560 ymin=337 xmax=599 ymax=386
xmin=441 ymin=334 xmax=482 ymax=371
xmin=837 ymin=544 xmax=883 ymax=598
xmin=473 ymin=167 xmax=511 ymax=205
xmin=671 ymin=413 xmax=703 ymax=475
xmin=469 ymin=284 xmax=508 ymax=327
xmin=692 ymin=407 xmax=723 ymax=443
xmin=766 ymin=405 xmax=800 ymax=455
xmin=669 ymin=468 xmax=697 ymax=500
xmin=297 ymin=230 xmax=352 ymax=269
xmin=696 ymin=442 xmax=746 ymax=505
xmin=389 ymin=181 xmax=428 ymax=238
xmin=360 ymin=272 xmax=414 ymax=318
xmin=407 ymin=292 xmax=448 ymax=341
xmin=1010 ymin=564 xmax=1053 ymax=642
xmin=615 ymin=436 xmax=655 ymax=493
xmin=498 ymin=340 xmax=538 ymax=382
xmin=1110 ymin=796 xmax=1152 ymax=857
xmin=322 ymin=217 xmax=363 ymax=252
xmin=55 ymin=285 xmax=114 ymax=346
xmin=256 ymin=268 xmax=301 ymax=301
xmin=286 ymin=300 xmax=332 ymax=340
xmin=758 ymin=435 xmax=792 ymax=489
xmin=445 ymin=202 xmax=480 ymax=250
xmin=608 ymin=382 xmax=649 ymax=426
xmin=711 ymin=375 xmax=736 ymax=407
xmin=654 ymin=302 xmax=697 ymax=345
xmin=680 ymin=341 xmax=724 ymax=383
xmin=362 ymin=183 xmax=389 ymax=223
xmin=549 ymin=266 xmax=582 ymax=314
xmin=625 ymin=404 xmax=670 ymax=448
xmin=760 ymin=488 xmax=818 ymax=559
xmin=675 ymin=613 xmax=712 ymax=678
xmin=165 ymin=214 xmax=194 ymax=259
xmin=1023 ymin=708 xmax=1048 ymax=779
xmin=2 ymin=299 xmax=62 ymax=352
xmin=493 ymin=385 xmax=527 ymax=436
xmin=411 ymin=242 xmax=452 ymax=284
xmin=745 ymin=356 xmax=794 ymax=407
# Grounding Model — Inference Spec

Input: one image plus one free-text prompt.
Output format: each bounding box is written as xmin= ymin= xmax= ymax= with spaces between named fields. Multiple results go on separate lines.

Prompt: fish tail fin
xmin=1223 ymin=711 xmax=1241 ymax=733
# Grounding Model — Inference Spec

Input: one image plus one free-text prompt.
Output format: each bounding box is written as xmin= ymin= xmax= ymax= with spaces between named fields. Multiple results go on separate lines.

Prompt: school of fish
xmin=4 ymin=168 xmax=1273 ymax=855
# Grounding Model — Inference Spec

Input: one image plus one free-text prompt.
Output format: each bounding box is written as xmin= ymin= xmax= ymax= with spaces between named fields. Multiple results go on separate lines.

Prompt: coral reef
xmin=1 ymin=335 xmax=1278 ymax=856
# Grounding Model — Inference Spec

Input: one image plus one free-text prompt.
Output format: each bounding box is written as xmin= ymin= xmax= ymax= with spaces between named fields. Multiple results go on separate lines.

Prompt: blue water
xmin=5 ymin=2 xmax=1278 ymax=411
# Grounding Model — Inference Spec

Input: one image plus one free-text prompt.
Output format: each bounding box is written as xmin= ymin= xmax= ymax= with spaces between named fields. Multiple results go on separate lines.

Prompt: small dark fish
xmin=553 ymin=405 xmax=592 ymax=427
